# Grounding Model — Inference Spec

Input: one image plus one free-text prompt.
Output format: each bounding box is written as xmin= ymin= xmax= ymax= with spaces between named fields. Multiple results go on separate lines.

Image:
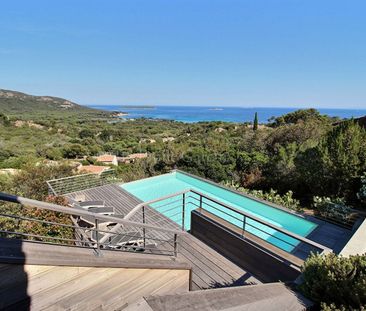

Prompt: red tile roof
xmin=78 ymin=165 xmax=109 ymax=175
xmin=96 ymin=155 xmax=116 ymax=162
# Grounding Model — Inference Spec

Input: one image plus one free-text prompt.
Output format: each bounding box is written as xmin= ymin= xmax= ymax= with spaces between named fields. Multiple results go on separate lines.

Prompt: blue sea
xmin=89 ymin=105 xmax=366 ymax=123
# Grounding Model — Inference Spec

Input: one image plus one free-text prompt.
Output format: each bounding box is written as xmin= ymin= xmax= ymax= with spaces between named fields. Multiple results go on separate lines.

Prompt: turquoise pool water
xmin=121 ymin=172 xmax=317 ymax=252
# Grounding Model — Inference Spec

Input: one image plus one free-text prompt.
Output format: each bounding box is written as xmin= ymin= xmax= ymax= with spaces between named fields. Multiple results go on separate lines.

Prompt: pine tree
xmin=253 ymin=112 xmax=258 ymax=131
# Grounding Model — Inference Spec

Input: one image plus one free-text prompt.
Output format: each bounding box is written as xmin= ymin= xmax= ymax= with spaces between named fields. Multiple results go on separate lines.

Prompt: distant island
xmin=120 ymin=105 xmax=156 ymax=109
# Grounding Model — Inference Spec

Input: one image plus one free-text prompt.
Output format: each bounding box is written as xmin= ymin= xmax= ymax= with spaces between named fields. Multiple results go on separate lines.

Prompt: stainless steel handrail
xmin=189 ymin=189 xmax=332 ymax=253
xmin=124 ymin=189 xmax=191 ymax=220
xmin=122 ymin=188 xmax=331 ymax=254
xmin=0 ymin=192 xmax=187 ymax=236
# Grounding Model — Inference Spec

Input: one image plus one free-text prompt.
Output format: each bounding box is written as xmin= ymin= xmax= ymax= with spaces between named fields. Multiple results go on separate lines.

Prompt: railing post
xmin=173 ymin=233 xmax=178 ymax=257
xmin=95 ymin=218 xmax=101 ymax=256
xmin=142 ymin=205 xmax=146 ymax=248
xmin=199 ymin=195 xmax=203 ymax=213
xmin=182 ymin=193 xmax=186 ymax=231
xmin=242 ymin=215 xmax=246 ymax=238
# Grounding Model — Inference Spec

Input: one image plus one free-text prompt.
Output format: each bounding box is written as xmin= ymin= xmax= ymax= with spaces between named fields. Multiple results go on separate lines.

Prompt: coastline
xmin=89 ymin=105 xmax=366 ymax=124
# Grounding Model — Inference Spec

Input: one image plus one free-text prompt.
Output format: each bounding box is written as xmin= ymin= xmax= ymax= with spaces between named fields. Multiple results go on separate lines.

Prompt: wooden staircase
xmin=0 ymin=238 xmax=314 ymax=310
xmin=1 ymin=264 xmax=189 ymax=310
xmin=0 ymin=239 xmax=190 ymax=310
xmin=130 ymin=283 xmax=313 ymax=311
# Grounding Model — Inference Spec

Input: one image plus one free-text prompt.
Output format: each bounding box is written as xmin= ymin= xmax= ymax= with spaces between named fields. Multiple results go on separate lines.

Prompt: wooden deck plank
xmin=178 ymin=237 xmax=242 ymax=285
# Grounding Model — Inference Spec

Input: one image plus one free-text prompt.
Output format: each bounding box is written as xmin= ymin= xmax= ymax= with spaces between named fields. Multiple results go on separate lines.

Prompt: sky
xmin=0 ymin=0 xmax=366 ymax=108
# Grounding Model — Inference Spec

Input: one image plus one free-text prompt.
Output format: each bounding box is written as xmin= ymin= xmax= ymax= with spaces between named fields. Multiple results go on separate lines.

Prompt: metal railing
xmin=124 ymin=188 xmax=332 ymax=263
xmin=46 ymin=170 xmax=116 ymax=196
xmin=0 ymin=187 xmax=332 ymax=263
xmin=0 ymin=192 xmax=186 ymax=257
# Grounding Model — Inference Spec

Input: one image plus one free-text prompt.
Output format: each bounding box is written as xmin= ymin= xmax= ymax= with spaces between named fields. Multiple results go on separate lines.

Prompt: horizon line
xmin=85 ymin=104 xmax=366 ymax=111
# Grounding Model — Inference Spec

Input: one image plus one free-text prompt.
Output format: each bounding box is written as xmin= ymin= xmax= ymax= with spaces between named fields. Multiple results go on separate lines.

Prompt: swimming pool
xmin=121 ymin=171 xmax=317 ymax=252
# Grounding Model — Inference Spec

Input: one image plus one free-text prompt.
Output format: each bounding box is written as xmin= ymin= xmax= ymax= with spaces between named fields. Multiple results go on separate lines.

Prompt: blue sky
xmin=0 ymin=0 xmax=365 ymax=108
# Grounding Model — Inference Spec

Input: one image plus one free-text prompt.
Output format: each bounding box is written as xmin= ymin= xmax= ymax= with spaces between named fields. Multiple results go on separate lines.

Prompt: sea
xmin=89 ymin=105 xmax=366 ymax=123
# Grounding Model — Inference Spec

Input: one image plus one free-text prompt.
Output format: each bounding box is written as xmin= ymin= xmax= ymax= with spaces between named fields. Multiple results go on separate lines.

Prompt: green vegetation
xmin=0 ymin=89 xmax=113 ymax=120
xmin=300 ymin=252 xmax=366 ymax=310
xmin=1 ymin=90 xmax=365 ymax=308
xmin=313 ymin=196 xmax=353 ymax=224
xmin=0 ymin=91 xmax=365 ymax=216
xmin=253 ymin=112 xmax=258 ymax=131
xmin=357 ymin=173 xmax=366 ymax=202
xmin=223 ymin=182 xmax=301 ymax=211
xmin=0 ymin=164 xmax=75 ymax=242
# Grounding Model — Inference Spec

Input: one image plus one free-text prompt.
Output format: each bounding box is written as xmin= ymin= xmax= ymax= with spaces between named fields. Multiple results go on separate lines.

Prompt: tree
xmin=79 ymin=129 xmax=94 ymax=139
xmin=268 ymin=108 xmax=330 ymax=127
xmin=0 ymin=113 xmax=11 ymax=126
xmin=296 ymin=121 xmax=366 ymax=201
xmin=318 ymin=121 xmax=366 ymax=199
xmin=62 ymin=144 xmax=88 ymax=158
xmin=253 ymin=112 xmax=258 ymax=131
xmin=99 ymin=129 xmax=112 ymax=142
xmin=357 ymin=172 xmax=366 ymax=202
xmin=236 ymin=151 xmax=268 ymax=187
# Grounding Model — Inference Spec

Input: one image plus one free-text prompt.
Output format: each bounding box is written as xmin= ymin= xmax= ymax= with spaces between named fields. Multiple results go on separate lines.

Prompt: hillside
xmin=0 ymin=89 xmax=112 ymax=119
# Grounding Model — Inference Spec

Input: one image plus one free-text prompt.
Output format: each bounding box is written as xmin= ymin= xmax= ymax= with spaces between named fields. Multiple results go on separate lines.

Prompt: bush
xmin=0 ymin=195 xmax=73 ymax=243
xmin=62 ymin=143 xmax=88 ymax=158
xmin=11 ymin=163 xmax=74 ymax=200
xmin=313 ymin=196 xmax=352 ymax=223
xmin=300 ymin=252 xmax=366 ymax=310
xmin=223 ymin=182 xmax=302 ymax=211
xmin=358 ymin=173 xmax=366 ymax=203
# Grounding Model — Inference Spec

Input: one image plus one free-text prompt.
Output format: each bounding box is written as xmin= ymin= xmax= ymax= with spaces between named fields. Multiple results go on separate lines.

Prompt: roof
xmin=96 ymin=155 xmax=116 ymax=162
xmin=78 ymin=165 xmax=109 ymax=175
xmin=128 ymin=153 xmax=148 ymax=159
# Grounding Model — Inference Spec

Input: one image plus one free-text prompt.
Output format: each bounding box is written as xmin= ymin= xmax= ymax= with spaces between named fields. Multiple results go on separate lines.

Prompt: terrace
xmin=0 ymin=170 xmax=361 ymax=309
xmin=54 ymin=170 xmax=352 ymax=285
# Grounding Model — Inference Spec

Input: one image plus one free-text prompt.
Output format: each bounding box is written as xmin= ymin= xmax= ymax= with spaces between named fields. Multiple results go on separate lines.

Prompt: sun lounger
xmin=79 ymin=200 xmax=105 ymax=209
xmin=67 ymin=197 xmax=105 ymax=209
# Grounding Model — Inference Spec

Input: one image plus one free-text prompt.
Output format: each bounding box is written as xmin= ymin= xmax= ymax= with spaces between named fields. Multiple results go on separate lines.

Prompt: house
xmin=96 ymin=154 xmax=118 ymax=166
xmin=214 ymin=127 xmax=226 ymax=133
xmin=119 ymin=153 xmax=148 ymax=164
xmin=77 ymin=164 xmax=110 ymax=175
xmin=139 ymin=138 xmax=156 ymax=144
xmin=162 ymin=137 xmax=175 ymax=142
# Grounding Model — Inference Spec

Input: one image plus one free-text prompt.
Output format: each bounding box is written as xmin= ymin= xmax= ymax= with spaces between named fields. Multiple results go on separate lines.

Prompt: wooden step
xmin=145 ymin=283 xmax=313 ymax=311
xmin=0 ymin=238 xmax=190 ymax=270
xmin=0 ymin=264 xmax=190 ymax=310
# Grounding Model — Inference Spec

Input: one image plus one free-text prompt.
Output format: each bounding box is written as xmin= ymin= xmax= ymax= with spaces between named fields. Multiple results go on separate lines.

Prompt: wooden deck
xmin=293 ymin=216 xmax=352 ymax=260
xmin=66 ymin=182 xmax=353 ymax=288
xmin=67 ymin=184 xmax=261 ymax=290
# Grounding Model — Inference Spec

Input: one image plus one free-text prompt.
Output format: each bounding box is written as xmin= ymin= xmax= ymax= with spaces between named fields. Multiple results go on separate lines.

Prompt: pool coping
xmin=173 ymin=169 xmax=310 ymax=219
xmin=119 ymin=170 xmax=318 ymax=235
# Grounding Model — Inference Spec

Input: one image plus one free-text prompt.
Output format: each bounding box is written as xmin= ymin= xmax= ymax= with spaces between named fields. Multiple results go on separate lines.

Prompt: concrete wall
xmin=190 ymin=210 xmax=301 ymax=283
xmin=340 ymin=217 xmax=366 ymax=257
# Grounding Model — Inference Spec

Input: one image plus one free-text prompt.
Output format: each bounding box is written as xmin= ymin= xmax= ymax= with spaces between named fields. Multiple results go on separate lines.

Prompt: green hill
xmin=0 ymin=89 xmax=112 ymax=119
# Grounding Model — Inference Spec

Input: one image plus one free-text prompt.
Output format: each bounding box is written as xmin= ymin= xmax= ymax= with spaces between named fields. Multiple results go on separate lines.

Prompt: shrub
xmin=313 ymin=196 xmax=352 ymax=223
xmin=0 ymin=195 xmax=73 ymax=243
xmin=62 ymin=143 xmax=88 ymax=158
xmin=300 ymin=252 xmax=366 ymax=310
xmin=223 ymin=182 xmax=302 ymax=212
xmin=11 ymin=163 xmax=74 ymax=200
xmin=357 ymin=172 xmax=366 ymax=203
